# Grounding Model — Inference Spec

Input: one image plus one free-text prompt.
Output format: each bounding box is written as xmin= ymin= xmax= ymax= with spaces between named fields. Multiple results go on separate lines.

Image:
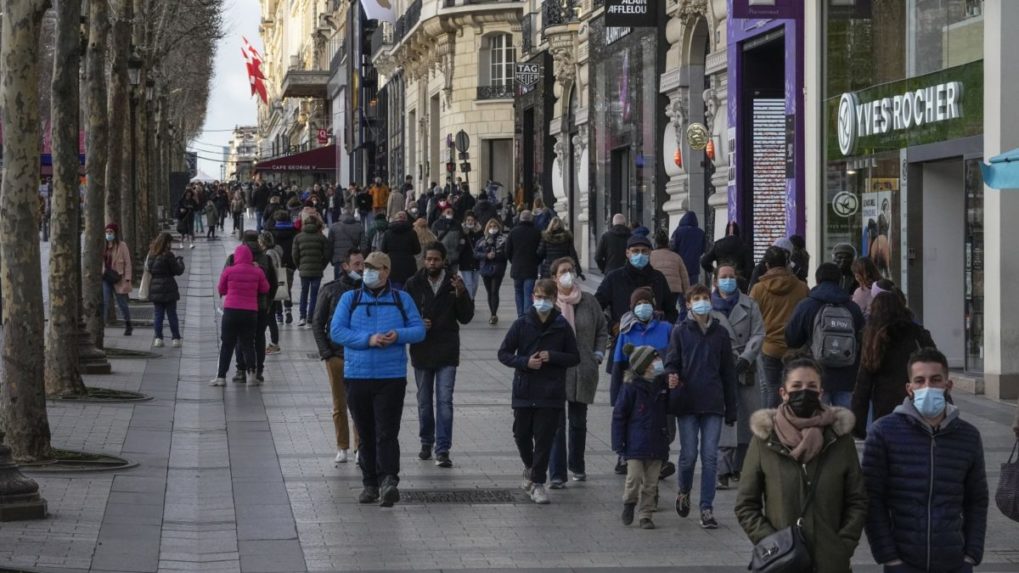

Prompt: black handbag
xmin=749 ymin=458 xmax=823 ymax=573
xmin=996 ymin=440 xmax=1019 ymax=523
xmin=103 ymin=267 xmax=121 ymax=285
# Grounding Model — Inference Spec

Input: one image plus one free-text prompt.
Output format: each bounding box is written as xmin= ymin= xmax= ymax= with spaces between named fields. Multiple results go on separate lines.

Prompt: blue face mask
xmin=634 ymin=303 xmax=653 ymax=322
xmin=912 ymin=387 xmax=947 ymax=418
xmin=650 ymin=360 xmax=665 ymax=377
xmin=533 ymin=298 xmax=554 ymax=314
xmin=690 ymin=300 xmax=713 ymax=316
xmin=362 ymin=269 xmax=381 ymax=288
xmin=629 ymin=252 xmax=649 ymax=269
xmin=718 ymin=278 xmax=738 ymax=294
xmin=347 ymin=270 xmax=362 ymax=281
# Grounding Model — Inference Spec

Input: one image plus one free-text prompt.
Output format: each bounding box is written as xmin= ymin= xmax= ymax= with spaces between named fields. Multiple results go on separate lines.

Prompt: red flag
xmin=241 ymin=37 xmax=268 ymax=104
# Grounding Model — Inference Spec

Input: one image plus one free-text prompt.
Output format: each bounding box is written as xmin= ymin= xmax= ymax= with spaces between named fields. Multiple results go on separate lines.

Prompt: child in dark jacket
xmin=612 ymin=343 xmax=669 ymax=530
xmin=665 ymin=284 xmax=737 ymax=529
xmin=498 ymin=279 xmax=580 ymax=505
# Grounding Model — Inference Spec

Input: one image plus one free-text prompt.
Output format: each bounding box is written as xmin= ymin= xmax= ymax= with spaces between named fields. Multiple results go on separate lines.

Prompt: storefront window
xmin=964 ymin=158 xmax=984 ymax=372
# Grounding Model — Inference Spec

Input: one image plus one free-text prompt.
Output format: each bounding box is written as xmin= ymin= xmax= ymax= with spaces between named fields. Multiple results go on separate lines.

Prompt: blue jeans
xmin=460 ymin=270 xmax=479 ymax=300
xmin=414 ymin=366 xmax=456 ymax=454
xmin=823 ymin=390 xmax=853 ymax=409
xmin=513 ymin=278 xmax=535 ymax=318
xmin=549 ymin=401 xmax=588 ymax=481
xmin=102 ymin=281 xmax=131 ymax=324
xmin=255 ymin=209 xmax=264 ymax=232
xmin=153 ymin=301 xmax=181 ymax=340
xmin=760 ymin=355 xmax=784 ymax=409
xmin=299 ymin=276 xmax=322 ymax=320
xmin=193 ymin=211 xmax=204 ymax=232
xmin=676 ymin=414 xmax=723 ymax=511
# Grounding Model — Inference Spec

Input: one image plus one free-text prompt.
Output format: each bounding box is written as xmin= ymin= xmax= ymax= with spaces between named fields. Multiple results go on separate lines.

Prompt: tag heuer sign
xmin=516 ymin=63 xmax=541 ymax=94
xmin=604 ymin=0 xmax=656 ymax=27
xmin=837 ymin=81 xmax=963 ymax=156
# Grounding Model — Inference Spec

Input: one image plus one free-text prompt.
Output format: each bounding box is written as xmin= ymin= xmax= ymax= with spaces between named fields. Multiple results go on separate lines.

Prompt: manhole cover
xmin=400 ymin=488 xmax=524 ymax=505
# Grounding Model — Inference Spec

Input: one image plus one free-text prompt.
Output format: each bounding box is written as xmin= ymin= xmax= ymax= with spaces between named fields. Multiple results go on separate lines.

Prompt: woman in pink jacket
xmin=103 ymin=223 xmax=133 ymax=335
xmin=211 ymin=244 xmax=270 ymax=387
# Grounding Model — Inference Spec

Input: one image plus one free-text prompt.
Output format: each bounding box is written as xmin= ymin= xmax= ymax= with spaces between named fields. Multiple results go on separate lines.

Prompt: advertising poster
xmin=861 ymin=178 xmax=896 ymax=277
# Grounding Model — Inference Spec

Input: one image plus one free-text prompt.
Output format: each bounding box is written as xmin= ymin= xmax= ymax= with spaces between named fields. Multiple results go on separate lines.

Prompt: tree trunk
xmin=120 ymin=102 xmax=137 ymax=275
xmin=104 ymin=0 xmax=130 ymax=230
xmin=83 ymin=0 xmax=111 ymax=349
xmin=134 ymin=93 xmax=149 ymax=258
xmin=45 ymin=0 xmax=86 ymax=398
xmin=0 ymin=0 xmax=54 ymax=462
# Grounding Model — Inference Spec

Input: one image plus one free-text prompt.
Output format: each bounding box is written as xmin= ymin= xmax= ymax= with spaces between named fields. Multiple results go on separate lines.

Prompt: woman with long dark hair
xmin=851 ymin=292 xmax=935 ymax=437
xmin=475 ymin=218 xmax=508 ymax=325
xmin=850 ymin=256 xmax=882 ymax=317
xmin=146 ymin=232 xmax=185 ymax=348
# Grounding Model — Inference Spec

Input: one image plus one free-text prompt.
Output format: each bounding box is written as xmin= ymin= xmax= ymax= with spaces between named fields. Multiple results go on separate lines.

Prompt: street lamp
xmin=127 ymin=49 xmax=142 ymax=87
xmin=145 ymin=78 xmax=155 ymax=102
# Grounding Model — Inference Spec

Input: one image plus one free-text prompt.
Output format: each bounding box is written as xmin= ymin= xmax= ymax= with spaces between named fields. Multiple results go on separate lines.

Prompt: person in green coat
xmin=292 ymin=214 xmax=333 ymax=326
xmin=735 ymin=353 xmax=867 ymax=573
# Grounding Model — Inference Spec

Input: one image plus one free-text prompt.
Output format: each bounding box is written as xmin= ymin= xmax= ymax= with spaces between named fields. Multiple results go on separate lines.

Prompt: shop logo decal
xmin=832 ymin=191 xmax=859 ymax=218
xmin=837 ymin=92 xmax=858 ymax=156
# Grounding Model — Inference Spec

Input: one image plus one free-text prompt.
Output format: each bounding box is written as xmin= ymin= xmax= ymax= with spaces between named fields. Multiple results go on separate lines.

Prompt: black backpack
xmin=347 ymin=287 xmax=408 ymax=325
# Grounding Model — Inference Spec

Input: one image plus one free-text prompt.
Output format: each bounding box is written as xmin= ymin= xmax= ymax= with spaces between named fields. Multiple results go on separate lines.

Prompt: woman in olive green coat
xmin=735 ymin=354 xmax=867 ymax=573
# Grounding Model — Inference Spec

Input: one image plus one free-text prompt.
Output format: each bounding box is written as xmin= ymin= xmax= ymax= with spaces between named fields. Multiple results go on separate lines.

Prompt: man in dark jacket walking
xmin=699 ymin=221 xmax=753 ymax=287
xmin=312 ymin=248 xmax=363 ymax=465
xmin=595 ymin=214 xmax=631 ymax=274
xmin=271 ymin=209 xmax=298 ymax=324
xmin=252 ymin=182 xmax=270 ymax=232
xmin=380 ymin=211 xmax=421 ymax=289
xmin=785 ymin=263 xmax=865 ymax=409
xmin=505 ymin=210 xmax=543 ymax=318
xmin=404 ymin=242 xmax=474 ymax=468
xmin=862 ymin=347 xmax=988 ymax=573
xmin=498 ymin=279 xmax=581 ymax=504
xmin=670 ymin=211 xmax=705 ymax=285
xmin=327 ymin=208 xmax=364 ymax=279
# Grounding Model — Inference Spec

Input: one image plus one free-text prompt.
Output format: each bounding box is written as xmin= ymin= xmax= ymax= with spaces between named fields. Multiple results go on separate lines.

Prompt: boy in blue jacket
xmin=498 ymin=279 xmax=581 ymax=505
xmin=330 ymin=251 xmax=426 ymax=508
xmin=665 ymin=284 xmax=737 ymax=530
xmin=612 ymin=343 xmax=669 ymax=530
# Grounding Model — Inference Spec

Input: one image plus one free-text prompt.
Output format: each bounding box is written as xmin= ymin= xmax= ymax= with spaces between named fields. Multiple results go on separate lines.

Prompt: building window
xmin=482 ymin=33 xmax=515 ymax=87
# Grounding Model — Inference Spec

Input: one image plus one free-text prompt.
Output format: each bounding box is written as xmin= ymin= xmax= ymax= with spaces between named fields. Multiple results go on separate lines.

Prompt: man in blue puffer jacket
xmin=330 ymin=251 xmax=426 ymax=508
xmin=862 ymin=347 xmax=988 ymax=573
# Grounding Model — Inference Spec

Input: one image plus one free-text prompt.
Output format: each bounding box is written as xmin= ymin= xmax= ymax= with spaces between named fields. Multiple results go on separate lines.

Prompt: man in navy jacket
xmin=862 ymin=347 xmax=988 ymax=573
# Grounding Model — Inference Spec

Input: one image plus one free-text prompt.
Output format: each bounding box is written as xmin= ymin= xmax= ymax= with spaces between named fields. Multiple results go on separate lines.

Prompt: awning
xmin=254 ymin=144 xmax=336 ymax=173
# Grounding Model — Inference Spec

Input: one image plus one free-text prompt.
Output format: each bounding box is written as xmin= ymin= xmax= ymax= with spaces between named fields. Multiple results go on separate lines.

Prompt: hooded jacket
xmin=700 ymin=234 xmax=754 ymax=282
xmin=146 ymin=251 xmax=185 ymax=304
xmin=664 ymin=317 xmax=738 ymax=421
xmin=292 ymin=220 xmax=332 ymax=278
xmin=784 ymin=282 xmax=865 ymax=393
xmin=327 ymin=214 xmax=365 ymax=265
xmin=669 ymin=211 xmax=705 ymax=283
xmin=862 ymin=399 xmax=988 ymax=572
xmin=735 ymin=407 xmax=867 ymax=573
xmin=404 ymin=269 xmax=475 ymax=368
xmin=497 ymin=307 xmax=581 ymax=409
xmin=380 ymin=220 xmax=421 ymax=284
xmin=312 ymin=273 xmax=360 ymax=359
xmin=612 ymin=374 xmax=670 ymax=460
xmin=224 ymin=240 xmax=278 ymax=312
xmin=218 ymin=245 xmax=270 ymax=312
xmin=595 ymin=224 xmax=632 ymax=274
xmin=270 ymin=213 xmax=297 ymax=269
xmin=595 ymin=263 xmax=678 ymax=327
xmin=329 ymin=283 xmax=426 ymax=380
xmin=750 ymin=267 xmax=810 ymax=358
xmin=536 ymin=227 xmax=581 ymax=279
xmin=505 ymin=220 xmax=543 ymax=280
xmin=851 ymin=321 xmax=935 ymax=437
xmin=475 ymin=232 xmax=508 ymax=278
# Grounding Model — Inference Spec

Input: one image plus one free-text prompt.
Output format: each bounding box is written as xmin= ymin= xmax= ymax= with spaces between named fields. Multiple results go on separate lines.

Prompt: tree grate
xmin=399 ymin=488 xmax=524 ymax=504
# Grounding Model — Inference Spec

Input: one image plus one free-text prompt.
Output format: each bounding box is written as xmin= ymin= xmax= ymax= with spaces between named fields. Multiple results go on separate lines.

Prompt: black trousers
xmin=218 ymin=309 xmax=257 ymax=378
xmin=481 ymin=274 xmax=504 ymax=316
xmin=346 ymin=378 xmax=407 ymax=488
xmin=236 ymin=309 xmax=270 ymax=372
xmin=513 ymin=407 xmax=560 ymax=485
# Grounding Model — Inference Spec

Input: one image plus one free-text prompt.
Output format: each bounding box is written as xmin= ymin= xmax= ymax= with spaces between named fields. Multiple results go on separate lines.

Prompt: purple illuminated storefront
xmin=726 ymin=0 xmax=804 ymax=259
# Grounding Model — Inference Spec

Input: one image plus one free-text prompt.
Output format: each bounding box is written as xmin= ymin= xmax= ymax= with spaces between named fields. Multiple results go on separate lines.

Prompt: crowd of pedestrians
xmin=93 ymin=174 xmax=1012 ymax=573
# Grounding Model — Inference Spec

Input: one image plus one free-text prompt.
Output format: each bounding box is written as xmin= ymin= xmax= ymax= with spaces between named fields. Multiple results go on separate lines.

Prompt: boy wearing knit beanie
xmin=611 ymin=343 xmax=669 ymax=529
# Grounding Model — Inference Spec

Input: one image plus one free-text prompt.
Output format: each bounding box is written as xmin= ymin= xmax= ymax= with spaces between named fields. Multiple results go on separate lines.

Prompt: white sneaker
xmin=189 ymin=243 xmax=195 ymax=249
xmin=152 ymin=338 xmax=164 ymax=348
xmin=171 ymin=339 xmax=182 ymax=348
xmin=246 ymin=370 xmax=260 ymax=386
xmin=297 ymin=318 xmax=307 ymax=327
xmin=334 ymin=450 xmax=348 ymax=464
xmin=209 ymin=378 xmax=226 ymax=387
xmin=530 ymin=484 xmax=550 ymax=504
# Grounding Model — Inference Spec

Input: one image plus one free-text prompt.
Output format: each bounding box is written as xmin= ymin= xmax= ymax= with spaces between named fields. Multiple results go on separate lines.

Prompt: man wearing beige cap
xmin=330 ymin=250 xmax=426 ymax=507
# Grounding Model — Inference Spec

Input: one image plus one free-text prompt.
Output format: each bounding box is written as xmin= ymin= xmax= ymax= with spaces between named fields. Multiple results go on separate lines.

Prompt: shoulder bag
xmin=749 ymin=456 xmax=824 ymax=573
xmin=138 ymin=255 xmax=152 ymax=300
xmin=996 ymin=440 xmax=1019 ymax=523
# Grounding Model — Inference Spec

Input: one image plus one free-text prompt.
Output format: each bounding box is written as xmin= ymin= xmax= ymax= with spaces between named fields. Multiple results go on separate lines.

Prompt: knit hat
xmin=630 ymin=287 xmax=654 ymax=309
xmin=626 ymin=234 xmax=652 ymax=249
xmin=623 ymin=343 xmax=658 ymax=376
xmin=105 ymin=223 xmax=119 ymax=233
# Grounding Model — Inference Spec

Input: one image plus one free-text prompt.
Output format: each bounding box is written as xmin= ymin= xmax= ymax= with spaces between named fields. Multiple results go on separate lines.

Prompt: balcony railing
xmin=394 ymin=0 xmax=422 ymax=44
xmin=543 ymin=0 xmax=579 ymax=30
xmin=477 ymin=80 xmax=516 ymax=100
xmin=371 ymin=22 xmax=394 ymax=58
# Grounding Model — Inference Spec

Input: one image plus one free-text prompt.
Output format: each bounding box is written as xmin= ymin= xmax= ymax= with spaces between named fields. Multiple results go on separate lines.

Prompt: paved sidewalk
xmin=3 ymin=234 xmax=1018 ymax=572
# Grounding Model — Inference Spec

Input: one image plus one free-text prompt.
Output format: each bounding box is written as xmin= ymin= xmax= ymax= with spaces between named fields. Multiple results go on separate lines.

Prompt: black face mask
xmin=786 ymin=389 xmax=822 ymax=418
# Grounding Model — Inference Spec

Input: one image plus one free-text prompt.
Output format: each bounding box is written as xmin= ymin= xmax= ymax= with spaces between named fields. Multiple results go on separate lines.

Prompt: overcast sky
xmin=193 ymin=0 xmax=261 ymax=180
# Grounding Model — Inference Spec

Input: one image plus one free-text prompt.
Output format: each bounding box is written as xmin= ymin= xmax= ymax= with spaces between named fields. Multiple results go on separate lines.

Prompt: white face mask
xmin=558 ymin=272 xmax=574 ymax=289
xmin=488 ymin=228 xmax=499 ymax=236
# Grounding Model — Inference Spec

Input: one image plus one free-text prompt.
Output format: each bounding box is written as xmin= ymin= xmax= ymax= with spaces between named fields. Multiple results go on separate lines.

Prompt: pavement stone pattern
xmin=4 ymin=231 xmax=1019 ymax=572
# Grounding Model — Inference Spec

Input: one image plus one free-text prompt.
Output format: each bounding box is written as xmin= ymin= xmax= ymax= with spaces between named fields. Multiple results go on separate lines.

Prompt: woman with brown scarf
xmin=735 ymin=353 xmax=867 ymax=573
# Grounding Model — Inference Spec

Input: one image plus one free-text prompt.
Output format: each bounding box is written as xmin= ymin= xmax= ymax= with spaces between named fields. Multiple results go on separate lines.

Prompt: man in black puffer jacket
xmin=862 ymin=347 xmax=988 ymax=573
xmin=505 ymin=210 xmax=542 ymax=318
